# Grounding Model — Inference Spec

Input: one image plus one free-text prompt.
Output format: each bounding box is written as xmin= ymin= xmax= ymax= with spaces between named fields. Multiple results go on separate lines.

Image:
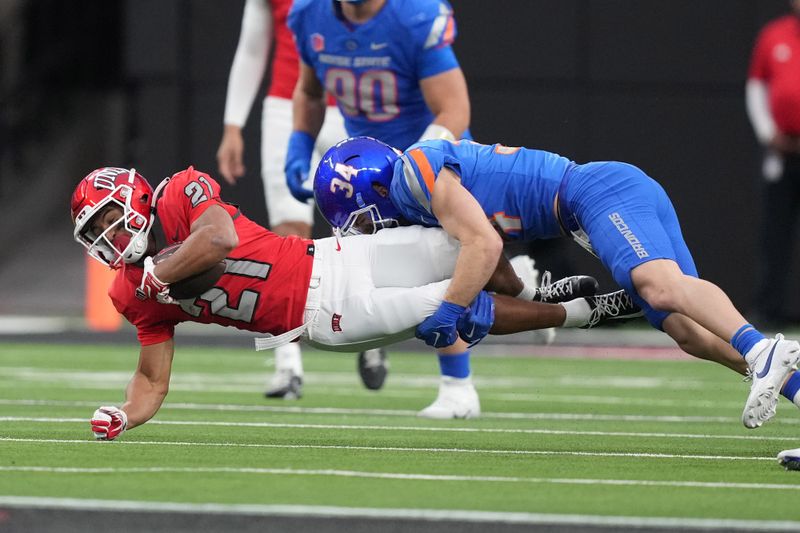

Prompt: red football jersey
xmin=109 ymin=167 xmax=315 ymax=345
xmin=749 ymin=14 xmax=800 ymax=134
xmin=267 ymin=0 xmax=336 ymax=105
xmin=267 ymin=0 xmax=299 ymax=99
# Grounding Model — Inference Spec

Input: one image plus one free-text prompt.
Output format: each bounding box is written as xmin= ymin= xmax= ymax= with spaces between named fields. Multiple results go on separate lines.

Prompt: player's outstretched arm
xmin=120 ymin=339 xmax=175 ymax=432
xmin=91 ymin=339 xmax=175 ymax=440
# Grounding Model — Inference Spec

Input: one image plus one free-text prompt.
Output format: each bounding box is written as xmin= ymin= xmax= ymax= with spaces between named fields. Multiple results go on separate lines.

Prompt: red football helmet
xmin=71 ymin=167 xmax=156 ymax=267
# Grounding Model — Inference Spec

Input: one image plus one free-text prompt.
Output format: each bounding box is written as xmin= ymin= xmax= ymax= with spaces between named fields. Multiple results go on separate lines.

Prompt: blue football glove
xmin=456 ymin=290 xmax=495 ymax=347
xmin=416 ymin=301 xmax=467 ymax=348
xmin=285 ymin=131 xmax=316 ymax=203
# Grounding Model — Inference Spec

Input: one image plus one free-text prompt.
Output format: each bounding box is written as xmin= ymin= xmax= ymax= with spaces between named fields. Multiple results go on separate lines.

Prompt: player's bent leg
xmin=631 ymin=259 xmax=748 ymax=343
xmin=490 ymin=294 xmax=567 ymax=334
xmin=489 ymin=290 xmax=642 ymax=334
xmin=662 ymin=314 xmax=748 ymax=375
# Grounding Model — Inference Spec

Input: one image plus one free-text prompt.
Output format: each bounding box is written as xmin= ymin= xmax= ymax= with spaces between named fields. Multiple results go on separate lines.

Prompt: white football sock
xmin=274 ymin=343 xmax=303 ymax=375
xmin=561 ymin=298 xmax=592 ymax=328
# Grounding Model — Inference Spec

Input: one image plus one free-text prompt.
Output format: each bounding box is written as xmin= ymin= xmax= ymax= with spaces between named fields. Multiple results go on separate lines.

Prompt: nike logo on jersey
xmin=756 ymin=342 xmax=779 ymax=379
xmin=370 ymin=42 xmax=388 ymax=50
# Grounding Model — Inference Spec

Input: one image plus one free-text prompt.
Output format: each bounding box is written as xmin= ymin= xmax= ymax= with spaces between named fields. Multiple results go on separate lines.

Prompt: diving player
xmin=313 ymin=136 xmax=800 ymax=430
xmin=71 ymin=166 xmax=627 ymax=437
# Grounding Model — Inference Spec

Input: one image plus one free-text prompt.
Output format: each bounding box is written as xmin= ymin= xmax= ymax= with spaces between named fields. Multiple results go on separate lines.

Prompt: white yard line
xmin=0 ymin=496 xmax=797 ymax=531
xmin=0 ymin=416 xmax=795 ymax=442
xmin=0 ymin=465 xmax=794 ymax=490
xmin=0 ymin=437 xmax=777 ymax=461
xmin=1 ymin=398 xmax=793 ymax=425
xmin=0 ymin=366 xmax=711 ymax=389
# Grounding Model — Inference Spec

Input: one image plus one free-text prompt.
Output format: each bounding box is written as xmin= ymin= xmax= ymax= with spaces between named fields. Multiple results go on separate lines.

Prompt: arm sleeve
xmin=391 ymin=144 xmax=460 ymax=224
xmin=223 ymin=0 xmax=273 ymax=127
xmin=746 ymin=78 xmax=775 ymax=144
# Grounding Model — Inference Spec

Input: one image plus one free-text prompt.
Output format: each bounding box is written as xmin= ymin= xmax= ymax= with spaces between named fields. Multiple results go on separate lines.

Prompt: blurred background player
xmin=285 ymin=0 xmax=469 ymax=203
xmin=217 ymin=0 xmax=386 ymax=399
xmin=746 ymin=0 xmax=800 ymax=329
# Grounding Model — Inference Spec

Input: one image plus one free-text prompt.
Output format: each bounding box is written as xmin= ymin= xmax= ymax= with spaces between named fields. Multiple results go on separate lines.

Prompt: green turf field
xmin=1 ymin=342 xmax=800 ymax=526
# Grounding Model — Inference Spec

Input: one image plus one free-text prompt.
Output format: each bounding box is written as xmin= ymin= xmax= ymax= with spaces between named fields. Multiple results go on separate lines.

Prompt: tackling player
xmin=313 ymin=137 xmax=800 ymax=430
xmin=217 ymin=0 xmax=391 ymax=400
xmin=71 ymin=166 xmax=633 ymax=438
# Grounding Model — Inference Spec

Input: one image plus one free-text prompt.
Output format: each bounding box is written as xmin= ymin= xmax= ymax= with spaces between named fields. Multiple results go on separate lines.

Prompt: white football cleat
xmin=742 ymin=334 xmax=800 ymax=428
xmin=417 ymin=376 xmax=481 ymax=419
xmin=778 ymin=448 xmax=800 ymax=471
xmin=265 ymin=343 xmax=304 ymax=399
xmin=264 ymin=368 xmax=303 ymax=399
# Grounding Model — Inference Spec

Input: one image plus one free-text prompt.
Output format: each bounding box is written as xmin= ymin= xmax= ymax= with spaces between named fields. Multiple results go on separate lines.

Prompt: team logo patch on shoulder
xmin=332 ymin=313 xmax=343 ymax=333
xmin=311 ymin=33 xmax=324 ymax=52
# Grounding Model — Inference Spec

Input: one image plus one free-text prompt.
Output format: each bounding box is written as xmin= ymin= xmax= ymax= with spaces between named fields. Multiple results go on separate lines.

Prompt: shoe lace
xmin=586 ymin=290 xmax=638 ymax=328
xmin=536 ymin=271 xmax=574 ymax=302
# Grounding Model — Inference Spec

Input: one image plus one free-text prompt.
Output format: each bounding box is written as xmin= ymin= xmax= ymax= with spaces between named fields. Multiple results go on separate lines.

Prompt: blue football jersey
xmin=390 ymin=140 xmax=574 ymax=240
xmin=289 ymin=0 xmax=460 ymax=150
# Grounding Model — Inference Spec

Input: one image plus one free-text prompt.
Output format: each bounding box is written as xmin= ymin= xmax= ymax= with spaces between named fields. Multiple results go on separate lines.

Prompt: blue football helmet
xmin=314 ymin=136 xmax=404 ymax=236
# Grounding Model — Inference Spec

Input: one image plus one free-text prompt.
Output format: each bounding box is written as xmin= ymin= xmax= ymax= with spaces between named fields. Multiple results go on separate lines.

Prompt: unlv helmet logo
xmin=331 ymin=313 xmax=342 ymax=333
xmin=90 ymin=167 xmax=129 ymax=192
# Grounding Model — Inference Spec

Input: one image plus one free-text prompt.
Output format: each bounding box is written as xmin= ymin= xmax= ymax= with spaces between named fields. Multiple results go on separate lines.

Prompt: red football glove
xmin=91 ymin=406 xmax=128 ymax=441
xmin=135 ymin=256 xmax=175 ymax=304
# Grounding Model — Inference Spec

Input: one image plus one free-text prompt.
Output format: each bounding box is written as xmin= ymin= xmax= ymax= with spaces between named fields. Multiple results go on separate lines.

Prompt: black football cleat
xmin=534 ymin=271 xmax=599 ymax=304
xmin=358 ymin=348 xmax=389 ymax=390
xmin=581 ymin=290 xmax=644 ymax=328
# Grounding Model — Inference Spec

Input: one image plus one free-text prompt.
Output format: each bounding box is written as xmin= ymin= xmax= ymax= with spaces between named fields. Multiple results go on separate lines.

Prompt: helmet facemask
xmin=339 ymin=203 xmax=400 ymax=236
xmin=72 ymin=169 xmax=154 ymax=268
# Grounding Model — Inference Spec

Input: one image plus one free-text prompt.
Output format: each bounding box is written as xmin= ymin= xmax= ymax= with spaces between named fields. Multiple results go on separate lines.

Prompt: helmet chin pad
xmin=122 ymin=232 xmax=148 ymax=264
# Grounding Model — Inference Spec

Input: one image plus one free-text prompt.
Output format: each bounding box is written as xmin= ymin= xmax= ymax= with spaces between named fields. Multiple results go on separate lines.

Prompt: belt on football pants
xmin=253 ymin=245 xmax=323 ymax=351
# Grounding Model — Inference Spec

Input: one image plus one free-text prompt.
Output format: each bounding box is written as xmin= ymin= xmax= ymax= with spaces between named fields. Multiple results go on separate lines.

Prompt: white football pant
xmin=304 ymin=226 xmax=460 ymax=352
